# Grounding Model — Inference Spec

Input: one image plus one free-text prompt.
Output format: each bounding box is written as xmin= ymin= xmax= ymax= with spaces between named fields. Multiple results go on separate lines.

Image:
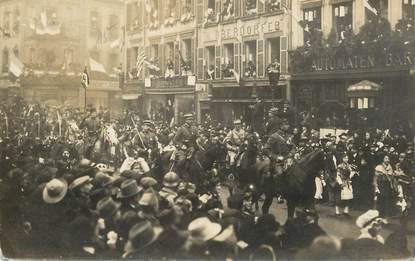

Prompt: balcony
xmin=150 ymin=76 xmax=193 ymax=89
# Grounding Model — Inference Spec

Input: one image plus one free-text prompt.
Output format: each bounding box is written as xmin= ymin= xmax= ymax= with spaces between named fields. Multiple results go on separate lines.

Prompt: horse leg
xmin=262 ymin=192 xmax=274 ymax=214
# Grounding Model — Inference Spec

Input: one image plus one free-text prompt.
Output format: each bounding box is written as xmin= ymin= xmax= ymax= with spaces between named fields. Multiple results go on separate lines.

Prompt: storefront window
xmin=244 ymin=40 xmax=257 ymax=78
xmin=403 ymin=0 xmax=415 ymax=20
xmin=332 ymin=2 xmax=352 ymax=40
xmin=206 ymin=46 xmax=215 ymax=79
xmin=365 ymin=0 xmax=388 ymax=22
xmin=223 ymin=43 xmax=234 ymax=78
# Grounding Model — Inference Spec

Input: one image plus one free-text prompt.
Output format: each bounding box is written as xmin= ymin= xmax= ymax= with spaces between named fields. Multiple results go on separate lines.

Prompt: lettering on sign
xmin=221 ymin=20 xmax=281 ymax=40
xmin=311 ymin=53 xmax=415 ymax=72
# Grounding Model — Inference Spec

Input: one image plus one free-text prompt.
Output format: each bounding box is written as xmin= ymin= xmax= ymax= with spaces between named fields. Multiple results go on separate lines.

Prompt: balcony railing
xmin=150 ymin=76 xmax=191 ymax=88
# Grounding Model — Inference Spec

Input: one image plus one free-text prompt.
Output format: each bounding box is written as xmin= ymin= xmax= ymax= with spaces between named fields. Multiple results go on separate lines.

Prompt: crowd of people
xmin=0 ymin=96 xmax=414 ymax=259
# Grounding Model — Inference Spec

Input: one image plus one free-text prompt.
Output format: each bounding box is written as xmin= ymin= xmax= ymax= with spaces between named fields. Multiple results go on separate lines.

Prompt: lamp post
xmin=267 ymin=61 xmax=280 ymax=107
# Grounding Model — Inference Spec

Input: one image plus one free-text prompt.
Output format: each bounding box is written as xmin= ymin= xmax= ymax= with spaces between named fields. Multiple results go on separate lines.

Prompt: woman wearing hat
xmin=374 ymin=155 xmax=397 ymax=217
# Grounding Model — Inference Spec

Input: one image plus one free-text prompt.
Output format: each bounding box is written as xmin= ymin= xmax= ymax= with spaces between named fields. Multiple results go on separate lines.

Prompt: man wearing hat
xmin=133 ymin=120 xmax=158 ymax=160
xmin=265 ymin=107 xmax=282 ymax=136
xmin=79 ymin=110 xmax=101 ymax=159
xmin=223 ymin=119 xmax=246 ymax=169
xmin=173 ymin=113 xmax=198 ymax=167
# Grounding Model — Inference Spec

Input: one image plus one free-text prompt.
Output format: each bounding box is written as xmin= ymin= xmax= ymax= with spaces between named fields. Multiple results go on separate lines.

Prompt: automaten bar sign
xmin=311 ymin=53 xmax=415 ymax=72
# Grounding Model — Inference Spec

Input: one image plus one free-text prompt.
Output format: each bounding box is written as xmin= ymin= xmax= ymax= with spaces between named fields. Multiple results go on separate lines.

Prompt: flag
xmin=9 ymin=52 xmax=24 ymax=77
xmin=136 ymin=47 xmax=146 ymax=77
xmin=89 ymin=57 xmax=107 ymax=73
xmin=81 ymin=67 xmax=90 ymax=88
xmin=364 ymin=0 xmax=378 ymax=15
xmin=229 ymin=69 xmax=241 ymax=84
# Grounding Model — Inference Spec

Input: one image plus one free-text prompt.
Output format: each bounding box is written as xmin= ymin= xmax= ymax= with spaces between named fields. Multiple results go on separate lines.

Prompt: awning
xmin=347 ymin=80 xmax=382 ymax=98
xmin=122 ymin=93 xmax=141 ymax=100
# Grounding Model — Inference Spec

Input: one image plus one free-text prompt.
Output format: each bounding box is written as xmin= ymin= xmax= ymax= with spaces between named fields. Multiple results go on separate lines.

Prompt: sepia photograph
xmin=0 ymin=0 xmax=414 ymax=259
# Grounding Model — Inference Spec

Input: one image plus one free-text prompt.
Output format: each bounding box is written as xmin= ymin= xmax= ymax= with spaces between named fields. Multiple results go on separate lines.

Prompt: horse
xmin=278 ymin=149 xmax=325 ymax=219
xmin=91 ymin=124 xmax=122 ymax=164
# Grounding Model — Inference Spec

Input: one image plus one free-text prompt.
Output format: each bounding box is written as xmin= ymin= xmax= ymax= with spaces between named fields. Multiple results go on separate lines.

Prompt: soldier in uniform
xmin=173 ymin=114 xmax=198 ymax=170
xmin=223 ymin=119 xmax=246 ymax=169
xmin=265 ymin=107 xmax=283 ymax=136
xmin=263 ymin=120 xmax=291 ymax=161
xmin=132 ymin=120 xmax=158 ymax=161
xmin=79 ymin=110 xmax=101 ymax=160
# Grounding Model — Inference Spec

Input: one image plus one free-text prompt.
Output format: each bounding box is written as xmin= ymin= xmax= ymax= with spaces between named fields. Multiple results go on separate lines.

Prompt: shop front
xmin=291 ymin=53 xmax=414 ymax=129
xmin=143 ymin=76 xmax=196 ymax=124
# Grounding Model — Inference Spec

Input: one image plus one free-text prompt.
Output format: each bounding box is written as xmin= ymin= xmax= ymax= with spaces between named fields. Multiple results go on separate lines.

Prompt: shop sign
xmin=221 ymin=17 xmax=282 ymax=40
xmin=312 ymin=53 xmax=415 ymax=72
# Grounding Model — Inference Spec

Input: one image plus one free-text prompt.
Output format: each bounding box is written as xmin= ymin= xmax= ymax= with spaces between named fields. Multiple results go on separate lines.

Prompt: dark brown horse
xmin=278 ymin=149 xmax=325 ymax=218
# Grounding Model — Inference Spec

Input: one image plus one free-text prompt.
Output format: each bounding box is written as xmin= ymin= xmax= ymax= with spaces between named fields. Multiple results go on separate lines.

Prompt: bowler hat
xmin=96 ymin=197 xmax=121 ymax=218
xmin=125 ymin=221 xmax=163 ymax=252
xmin=117 ymin=179 xmax=143 ymax=199
xmin=140 ymin=177 xmax=158 ymax=188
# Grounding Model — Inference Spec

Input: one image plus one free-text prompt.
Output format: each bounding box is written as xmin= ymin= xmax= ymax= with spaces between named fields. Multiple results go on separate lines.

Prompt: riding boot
xmin=262 ymin=195 xmax=273 ymax=214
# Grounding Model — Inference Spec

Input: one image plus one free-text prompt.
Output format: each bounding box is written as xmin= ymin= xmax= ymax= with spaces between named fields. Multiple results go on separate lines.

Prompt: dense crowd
xmin=0 ymin=96 xmax=414 ymax=259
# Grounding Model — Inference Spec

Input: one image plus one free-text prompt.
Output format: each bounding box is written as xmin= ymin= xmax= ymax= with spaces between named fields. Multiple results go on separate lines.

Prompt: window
xmin=223 ymin=43 xmax=234 ymax=78
xmin=181 ymin=0 xmax=194 ymax=22
xmin=205 ymin=46 xmax=215 ymax=79
xmin=244 ymin=0 xmax=257 ymax=15
xmin=90 ymin=11 xmax=100 ymax=36
xmin=266 ymin=37 xmax=280 ymax=66
xmin=181 ymin=39 xmax=193 ymax=74
xmin=165 ymin=42 xmax=175 ymax=75
xmin=205 ymin=0 xmax=219 ymax=23
xmin=127 ymin=2 xmax=141 ymax=31
xmin=365 ymin=0 xmax=388 ymax=22
xmin=108 ymin=15 xmax=119 ymax=40
xmin=3 ymin=10 xmax=10 ymax=37
xmin=150 ymin=44 xmax=159 ymax=61
xmin=2 ymin=48 xmax=9 ymax=73
xmin=303 ymin=7 xmax=321 ymax=29
xmin=403 ymin=0 xmax=415 ymax=20
xmin=13 ymin=8 xmax=19 ymax=35
xmin=243 ymin=40 xmax=257 ymax=78
xmin=63 ymin=48 xmax=74 ymax=70
xmin=266 ymin=0 xmax=281 ymax=13
xmin=222 ymin=0 xmax=235 ymax=21
xmin=165 ymin=0 xmax=179 ymax=25
xmin=333 ymin=2 xmax=353 ymax=40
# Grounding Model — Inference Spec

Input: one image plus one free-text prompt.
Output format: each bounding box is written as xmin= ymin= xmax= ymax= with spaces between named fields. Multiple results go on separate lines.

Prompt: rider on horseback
xmin=79 ymin=109 xmax=101 ymax=159
xmin=132 ymin=120 xmax=158 ymax=161
xmin=173 ymin=114 xmax=199 ymax=170
xmin=224 ymin=119 xmax=246 ymax=169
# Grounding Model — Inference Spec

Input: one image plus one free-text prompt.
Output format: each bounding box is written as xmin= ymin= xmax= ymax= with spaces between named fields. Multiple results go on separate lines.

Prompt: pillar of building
xmin=174 ymin=95 xmax=179 ymax=124
xmin=389 ymin=0 xmax=402 ymax=30
xmin=353 ymin=0 xmax=365 ymax=34
xmin=321 ymin=0 xmax=333 ymax=37
xmin=286 ymin=78 xmax=292 ymax=104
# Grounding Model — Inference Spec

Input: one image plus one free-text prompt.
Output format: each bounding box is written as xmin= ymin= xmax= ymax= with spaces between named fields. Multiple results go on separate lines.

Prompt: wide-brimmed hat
xmin=138 ymin=191 xmax=159 ymax=210
xmin=140 ymin=177 xmax=158 ymax=188
xmin=163 ymin=171 xmax=180 ymax=188
xmin=117 ymin=179 xmax=143 ymax=199
xmin=96 ymin=197 xmax=121 ymax=218
xmin=356 ymin=209 xmax=387 ymax=229
xmin=188 ymin=217 xmax=222 ymax=241
xmin=43 ymin=178 xmax=68 ymax=204
xmin=94 ymin=171 xmax=118 ymax=187
xmin=69 ymin=175 xmax=92 ymax=190
xmin=125 ymin=221 xmax=163 ymax=252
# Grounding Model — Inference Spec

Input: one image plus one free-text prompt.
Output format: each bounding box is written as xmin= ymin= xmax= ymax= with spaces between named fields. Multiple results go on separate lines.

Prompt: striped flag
xmin=9 ymin=52 xmax=24 ymax=77
xmin=136 ymin=47 xmax=146 ymax=77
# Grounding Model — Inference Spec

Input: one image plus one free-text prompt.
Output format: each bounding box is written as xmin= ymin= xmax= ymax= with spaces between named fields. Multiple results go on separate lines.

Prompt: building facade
xmin=124 ymin=0 xmax=198 ymax=123
xmin=0 ymin=0 xmax=124 ymax=116
xmin=290 ymin=0 xmax=415 ymax=128
xmin=196 ymin=0 xmax=296 ymax=125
